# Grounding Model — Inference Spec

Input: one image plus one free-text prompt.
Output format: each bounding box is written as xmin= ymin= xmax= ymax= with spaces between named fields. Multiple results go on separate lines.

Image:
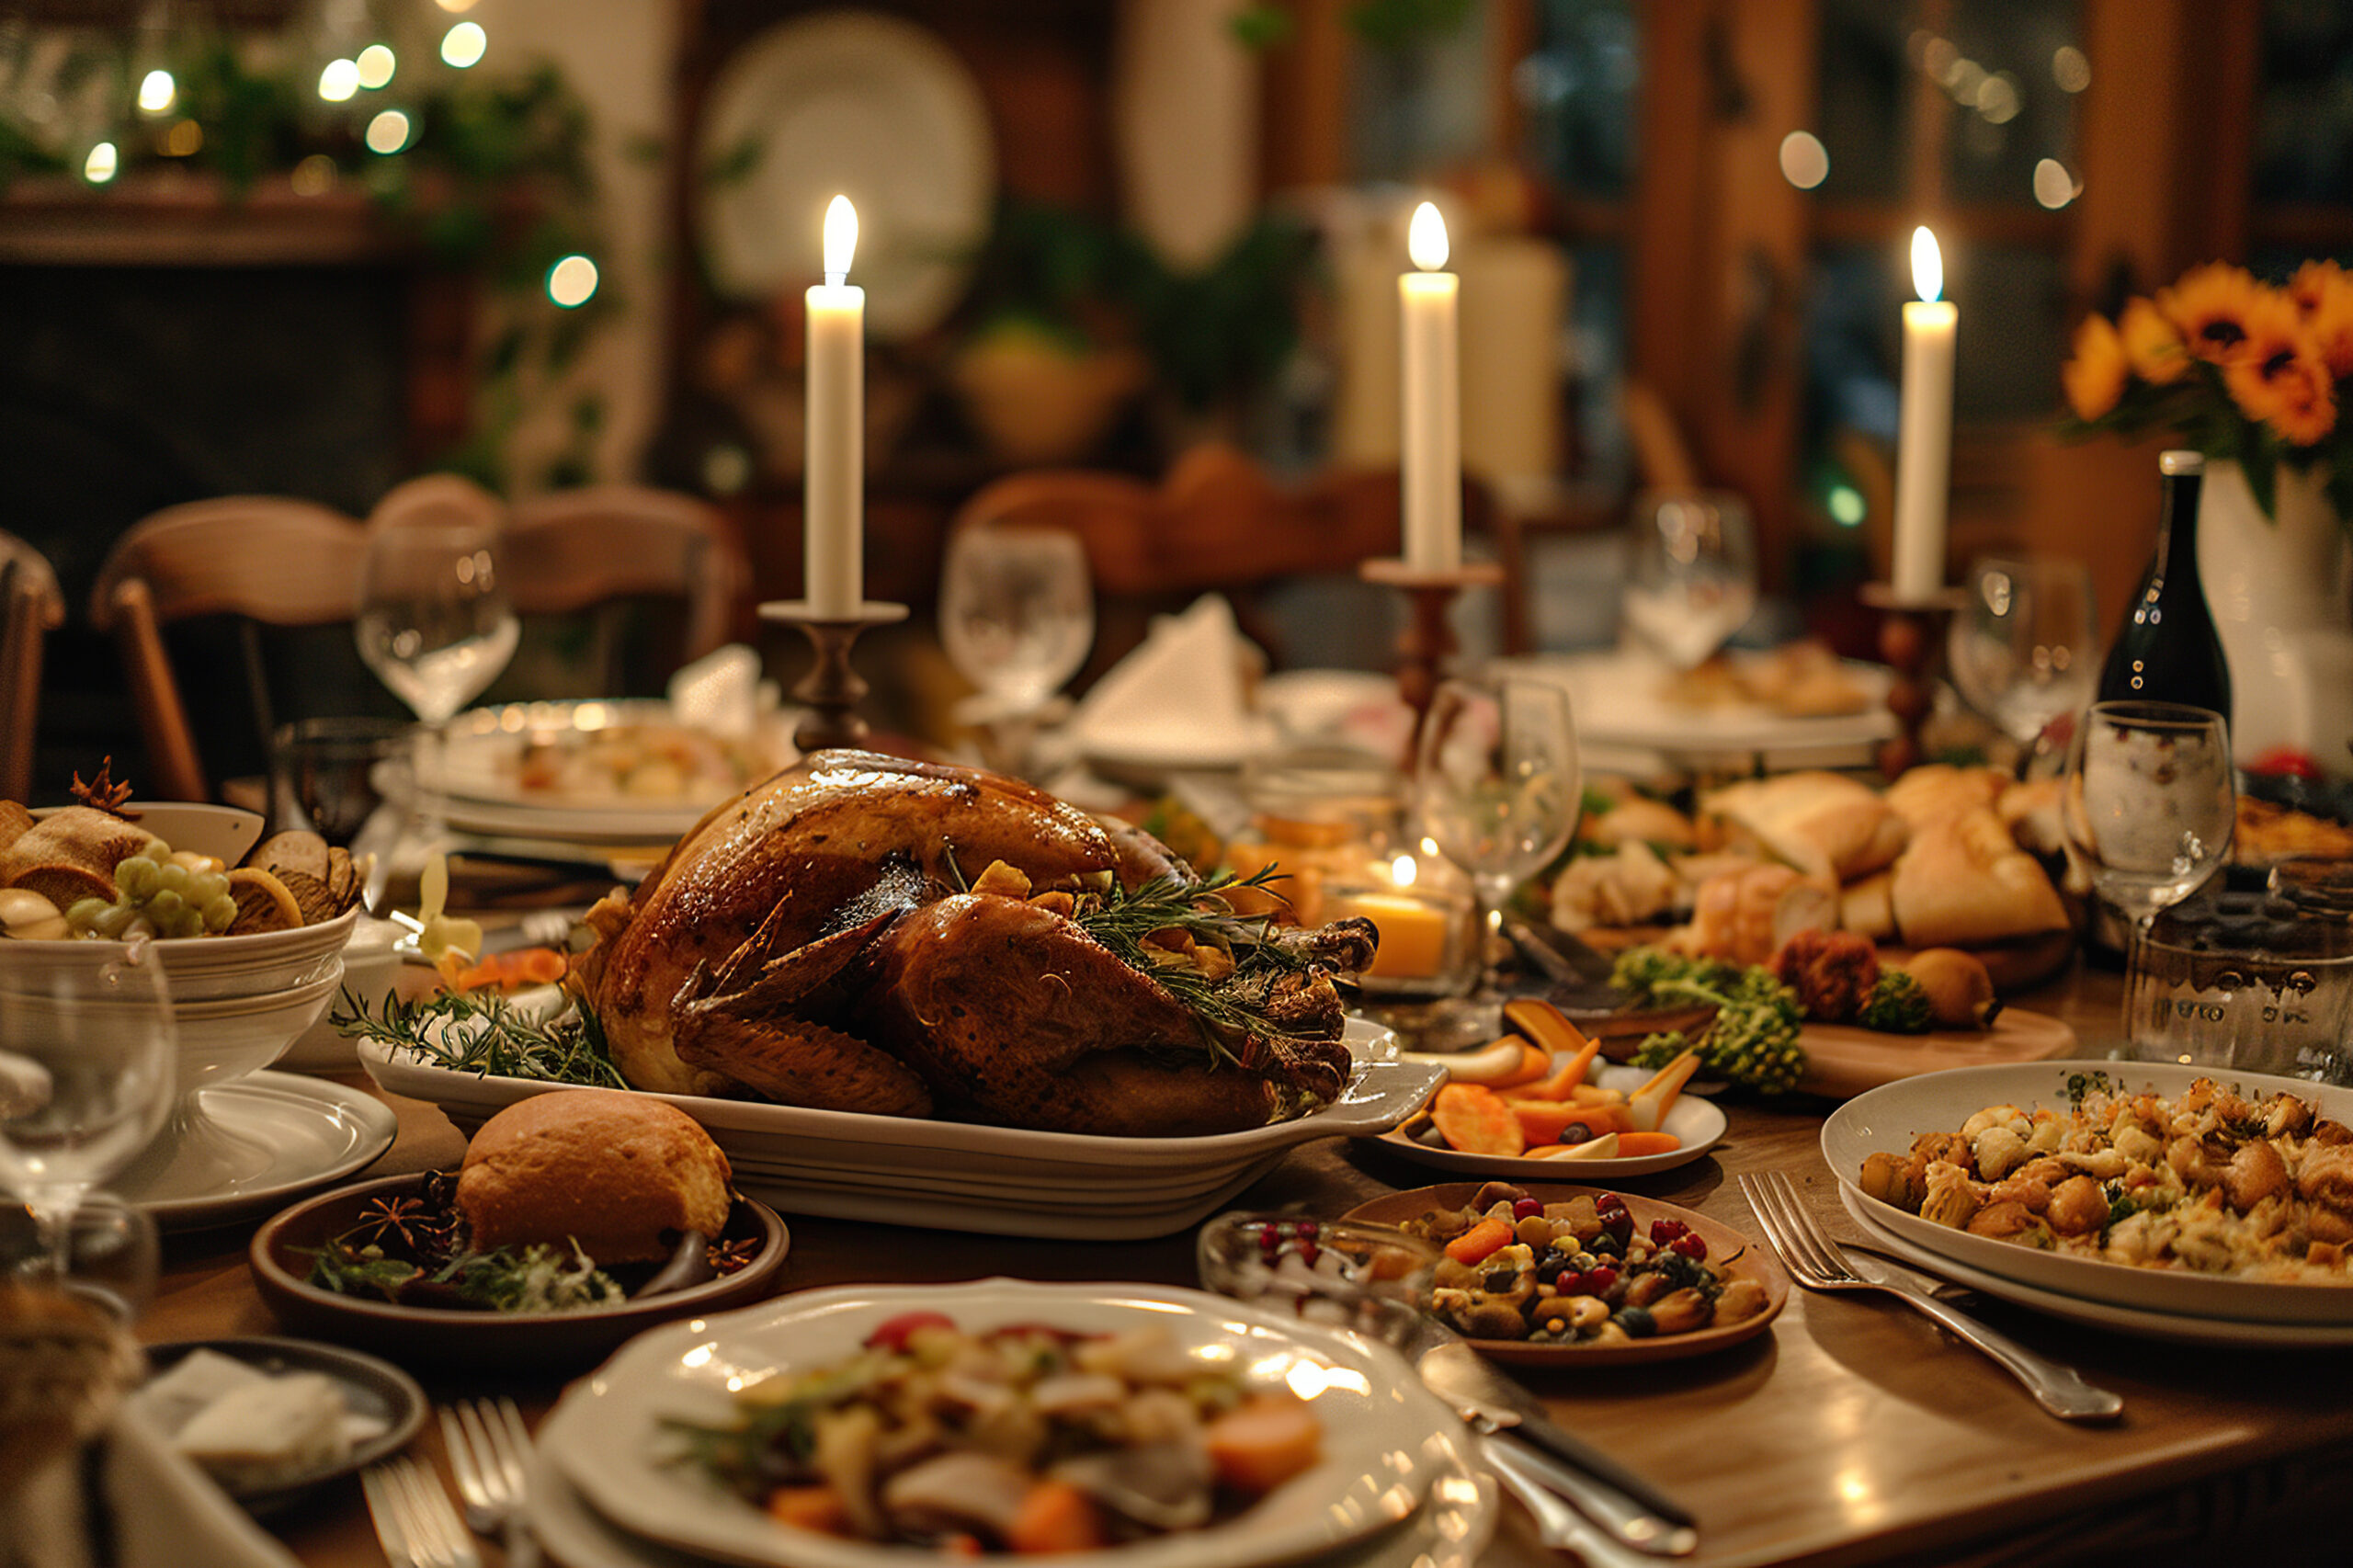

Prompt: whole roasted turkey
xmin=576 ymin=751 xmax=1376 ymax=1136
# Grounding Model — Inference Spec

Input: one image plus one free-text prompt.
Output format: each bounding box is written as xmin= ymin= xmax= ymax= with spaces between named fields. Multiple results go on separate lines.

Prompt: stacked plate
xmin=524 ymin=1280 xmax=1497 ymax=1568
xmin=1822 ymin=1061 xmax=2353 ymax=1346
xmin=360 ymin=1021 xmax=1442 ymax=1240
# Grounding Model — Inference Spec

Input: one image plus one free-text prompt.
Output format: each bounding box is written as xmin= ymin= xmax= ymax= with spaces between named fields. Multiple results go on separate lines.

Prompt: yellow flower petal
xmin=2062 ymin=312 xmax=2129 ymax=420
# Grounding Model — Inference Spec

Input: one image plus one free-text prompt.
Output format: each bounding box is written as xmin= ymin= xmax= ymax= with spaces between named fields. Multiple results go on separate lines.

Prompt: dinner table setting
xmin=10 ymin=195 xmax=2353 ymax=1568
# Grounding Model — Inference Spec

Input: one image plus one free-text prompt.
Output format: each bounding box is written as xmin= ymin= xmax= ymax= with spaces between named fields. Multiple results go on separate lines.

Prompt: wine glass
xmin=2063 ymin=700 xmax=2235 ymax=936
xmin=1415 ymin=677 xmax=1582 ymax=1016
xmin=0 ymin=948 xmax=176 ymax=1285
xmin=1949 ymin=557 xmax=2098 ymax=763
xmin=1620 ymin=491 xmax=1759 ymax=670
xmin=938 ymin=524 xmax=1094 ymax=773
xmin=354 ymin=519 xmax=519 ymax=857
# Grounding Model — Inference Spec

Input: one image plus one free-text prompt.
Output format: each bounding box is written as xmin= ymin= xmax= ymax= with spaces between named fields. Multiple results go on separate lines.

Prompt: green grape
xmin=154 ymin=862 xmax=190 ymax=896
xmin=188 ymin=871 xmax=228 ymax=907
xmin=115 ymin=858 xmax=159 ymax=901
xmin=200 ymin=894 xmax=238 ymax=932
xmin=163 ymin=907 xmax=204 ymax=939
xmin=92 ymin=903 xmax=136 ymax=938
xmin=147 ymin=890 xmax=186 ymax=925
xmin=67 ymin=897 xmax=109 ymax=934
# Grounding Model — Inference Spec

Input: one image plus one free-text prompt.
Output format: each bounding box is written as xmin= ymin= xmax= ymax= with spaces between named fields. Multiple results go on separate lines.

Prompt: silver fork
xmin=1738 ymin=1170 xmax=2124 ymax=1425
xmin=442 ymin=1396 xmax=539 ymax=1568
xmin=361 ymin=1455 xmax=483 ymax=1568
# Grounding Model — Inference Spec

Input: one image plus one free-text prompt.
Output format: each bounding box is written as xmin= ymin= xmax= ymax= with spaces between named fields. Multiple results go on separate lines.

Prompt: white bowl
xmin=177 ymin=958 xmax=347 ymax=1087
xmin=281 ymin=917 xmax=408 ymax=1073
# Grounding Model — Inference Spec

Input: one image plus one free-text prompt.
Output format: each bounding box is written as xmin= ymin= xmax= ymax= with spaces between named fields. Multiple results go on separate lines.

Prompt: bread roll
xmin=1883 ymin=765 xmax=2007 ymax=829
xmin=1840 ymin=870 xmax=1896 ymax=942
xmin=1997 ymin=778 xmax=2065 ymax=857
xmin=1679 ymin=862 xmax=1837 ymax=967
xmin=458 ymin=1088 xmax=733 ymax=1263
xmin=1890 ymin=808 xmax=2071 ymax=950
xmin=1699 ymin=772 xmax=1907 ymax=885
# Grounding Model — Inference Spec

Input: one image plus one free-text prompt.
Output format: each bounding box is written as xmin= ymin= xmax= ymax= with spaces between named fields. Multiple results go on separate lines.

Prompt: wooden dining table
xmin=138 ymin=961 xmax=2353 ymax=1568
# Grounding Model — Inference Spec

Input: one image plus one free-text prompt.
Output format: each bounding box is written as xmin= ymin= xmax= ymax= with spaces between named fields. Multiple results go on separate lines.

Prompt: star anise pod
xmin=706 ymin=1235 xmax=760 ymax=1276
xmin=356 ymin=1194 xmax=433 ymax=1251
xmin=68 ymin=758 xmax=139 ymax=820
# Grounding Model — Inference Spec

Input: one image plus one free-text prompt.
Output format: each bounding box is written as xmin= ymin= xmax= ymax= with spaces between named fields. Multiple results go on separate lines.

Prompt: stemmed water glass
xmin=938 ymin=523 xmax=1094 ymax=775
xmin=0 ymin=948 xmax=176 ymax=1289
xmin=1949 ymin=557 xmax=2098 ymax=765
xmin=1415 ymin=677 xmax=1582 ymax=1017
xmin=353 ymin=519 xmax=519 ymax=857
xmin=2063 ymin=699 xmax=2235 ymax=944
xmin=1620 ymin=491 xmax=1758 ymax=670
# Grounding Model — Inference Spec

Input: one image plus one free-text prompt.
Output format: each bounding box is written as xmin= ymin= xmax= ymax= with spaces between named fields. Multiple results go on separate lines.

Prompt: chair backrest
xmin=504 ymin=484 xmax=748 ymax=663
xmin=1 ymin=529 xmax=65 ymax=801
xmin=90 ymin=497 xmax=369 ymax=801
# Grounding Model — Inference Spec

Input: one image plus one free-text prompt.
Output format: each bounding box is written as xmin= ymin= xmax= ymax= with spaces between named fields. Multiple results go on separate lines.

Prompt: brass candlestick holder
xmin=1360 ymin=558 xmax=1507 ymax=744
xmin=759 ymin=599 xmax=910 ymax=754
xmin=1860 ymin=582 xmax=1966 ymax=778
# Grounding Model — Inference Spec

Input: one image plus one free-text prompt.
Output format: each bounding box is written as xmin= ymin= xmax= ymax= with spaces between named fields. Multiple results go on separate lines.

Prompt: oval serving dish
xmin=248 ymin=1173 xmax=790 ymax=1369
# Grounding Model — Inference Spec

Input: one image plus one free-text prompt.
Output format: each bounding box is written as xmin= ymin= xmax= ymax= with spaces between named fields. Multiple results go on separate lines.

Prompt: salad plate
xmin=1822 ymin=1060 xmax=2353 ymax=1324
xmin=541 ymin=1279 xmax=1473 ymax=1568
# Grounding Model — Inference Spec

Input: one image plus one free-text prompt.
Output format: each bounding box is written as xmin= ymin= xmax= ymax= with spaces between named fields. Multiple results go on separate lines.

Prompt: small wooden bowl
xmin=249 ymin=1174 xmax=789 ymax=1369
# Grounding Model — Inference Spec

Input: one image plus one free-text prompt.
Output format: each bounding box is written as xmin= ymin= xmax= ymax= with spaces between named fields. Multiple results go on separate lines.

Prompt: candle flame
xmin=1407 ymin=201 xmax=1449 ymax=271
xmin=824 ymin=195 xmax=858 ymax=284
xmin=1910 ymin=225 xmax=1944 ymax=303
xmin=1391 ymin=853 xmax=1418 ymax=888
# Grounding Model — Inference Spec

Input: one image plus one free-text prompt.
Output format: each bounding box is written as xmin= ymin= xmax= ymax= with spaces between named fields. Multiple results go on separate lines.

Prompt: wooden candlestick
xmin=1860 ymin=582 xmax=1965 ymax=778
xmin=758 ymin=599 xmax=909 ymax=754
xmin=1360 ymin=558 xmax=1506 ymax=744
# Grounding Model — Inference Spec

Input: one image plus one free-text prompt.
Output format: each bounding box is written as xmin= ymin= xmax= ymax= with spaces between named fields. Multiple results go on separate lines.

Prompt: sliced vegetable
xmin=1502 ymin=997 xmax=1594 ymax=1057
xmin=1504 ymin=1019 xmax=1604 ymax=1101
xmin=767 ymin=1484 xmax=853 ymax=1535
xmin=1006 ymin=1480 xmax=1112 ymax=1554
xmin=1420 ymin=1037 xmax=1533 ymax=1085
xmin=1625 ymin=1048 xmax=1702 ymax=1132
xmin=1489 ymin=1040 xmax=1555 ymax=1089
xmin=1443 ymin=1216 xmax=1517 ymax=1265
xmin=1612 ymin=1131 xmax=1685 ymax=1158
xmin=1510 ymin=1102 xmax=1626 ymax=1146
xmin=1201 ymin=1393 xmax=1324 ymax=1494
xmin=1430 ymin=1084 xmax=1528 ymax=1156
xmin=1533 ymin=1132 xmax=1622 ymax=1160
xmin=450 ymin=946 xmax=569 ymax=994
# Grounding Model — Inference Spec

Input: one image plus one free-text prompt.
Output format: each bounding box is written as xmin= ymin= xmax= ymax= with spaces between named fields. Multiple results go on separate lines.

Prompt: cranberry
xmin=1296 ymin=1242 xmax=1321 ymax=1266
xmin=1594 ymin=1192 xmax=1627 ymax=1217
xmin=1650 ymin=1218 xmax=1688 ymax=1246
xmin=1292 ymin=1219 xmax=1321 ymax=1240
xmin=1512 ymin=1198 xmax=1545 ymax=1221
xmin=1671 ymin=1233 xmax=1708 ymax=1261
xmin=1576 ymin=1264 xmax=1619 ymax=1297
xmin=1600 ymin=1210 xmax=1633 ymax=1245
xmin=865 ymin=1311 xmax=956 ymax=1351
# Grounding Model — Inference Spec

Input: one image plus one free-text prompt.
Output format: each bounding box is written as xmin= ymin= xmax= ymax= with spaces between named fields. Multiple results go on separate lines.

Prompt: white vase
xmin=2196 ymin=459 xmax=2353 ymax=772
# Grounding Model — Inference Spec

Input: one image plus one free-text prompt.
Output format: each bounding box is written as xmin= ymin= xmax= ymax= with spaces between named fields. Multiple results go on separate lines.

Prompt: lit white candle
xmin=1892 ymin=225 xmax=1956 ymax=601
xmin=1399 ymin=201 xmax=1461 ymax=572
xmin=805 ymin=195 xmax=864 ymax=617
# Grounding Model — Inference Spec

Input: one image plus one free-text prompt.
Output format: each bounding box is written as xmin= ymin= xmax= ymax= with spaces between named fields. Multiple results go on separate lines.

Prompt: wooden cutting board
xmin=1796 ymin=1008 xmax=2077 ymax=1100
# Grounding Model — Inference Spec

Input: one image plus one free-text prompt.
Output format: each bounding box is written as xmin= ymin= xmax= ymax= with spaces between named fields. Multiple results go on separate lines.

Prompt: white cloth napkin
xmin=1065 ymin=595 xmax=1275 ymax=768
xmin=665 ymin=644 xmax=762 ymax=738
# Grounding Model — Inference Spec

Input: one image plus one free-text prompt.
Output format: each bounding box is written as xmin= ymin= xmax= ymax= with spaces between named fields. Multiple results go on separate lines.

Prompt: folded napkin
xmin=1065 ymin=595 xmax=1276 ymax=769
xmin=665 ymin=643 xmax=763 ymax=739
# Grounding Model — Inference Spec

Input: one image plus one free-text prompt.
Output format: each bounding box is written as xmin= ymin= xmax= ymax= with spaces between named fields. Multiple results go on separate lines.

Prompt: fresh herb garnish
xmin=1072 ymin=867 xmax=1316 ymax=1066
xmin=1615 ymin=946 xmax=1806 ymax=1096
xmin=332 ymin=985 xmax=625 ymax=1087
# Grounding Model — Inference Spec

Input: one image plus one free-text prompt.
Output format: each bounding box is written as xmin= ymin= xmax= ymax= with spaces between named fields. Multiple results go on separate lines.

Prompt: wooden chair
xmin=90 ymin=497 xmax=370 ymax=802
xmin=951 ymin=443 xmax=1491 ymax=677
xmin=1 ymin=529 xmax=65 ymax=801
xmin=504 ymin=484 xmax=748 ymax=665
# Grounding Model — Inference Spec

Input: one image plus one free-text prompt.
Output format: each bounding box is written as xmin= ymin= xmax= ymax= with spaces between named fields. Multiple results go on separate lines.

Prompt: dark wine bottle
xmin=2095 ymin=449 xmax=2233 ymax=723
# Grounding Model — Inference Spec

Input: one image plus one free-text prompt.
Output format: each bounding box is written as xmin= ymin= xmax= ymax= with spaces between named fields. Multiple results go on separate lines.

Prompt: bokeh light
xmin=365 ymin=109 xmax=411 ymax=154
xmin=442 ymin=22 xmax=486 ymax=68
xmin=1779 ymin=131 xmax=1828 ymax=189
xmin=319 ymin=58 xmax=360 ymax=102
xmin=163 ymin=118 xmax=203 ymax=156
xmin=83 ymin=142 xmax=119 ymax=184
xmin=356 ymin=45 xmax=396 ymax=90
xmin=2033 ymin=158 xmax=2081 ymax=210
xmin=290 ymin=153 xmax=338 ymax=196
xmin=547 ymin=255 xmax=600 ymax=308
xmin=137 ymin=69 xmax=176 ymax=115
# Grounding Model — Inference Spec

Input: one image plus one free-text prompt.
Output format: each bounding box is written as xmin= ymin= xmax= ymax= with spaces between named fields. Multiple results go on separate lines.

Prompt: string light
xmin=356 ymin=45 xmax=396 ymax=90
xmin=365 ymin=109 xmax=411 ymax=154
xmin=547 ymin=255 xmax=599 ymax=308
xmin=318 ymin=58 xmax=360 ymax=101
xmin=136 ymin=69 xmax=176 ymax=115
xmin=442 ymin=22 xmax=486 ymax=68
xmin=83 ymin=142 xmax=119 ymax=184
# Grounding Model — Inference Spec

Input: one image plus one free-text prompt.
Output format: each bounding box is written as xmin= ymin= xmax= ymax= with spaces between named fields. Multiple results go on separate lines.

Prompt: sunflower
xmin=2062 ymin=312 xmax=2130 ymax=421
xmin=2157 ymin=261 xmax=2268 ymax=365
xmin=2222 ymin=292 xmax=2337 ymax=446
xmin=2288 ymin=259 xmax=2353 ymax=378
xmin=2120 ymin=296 xmax=2190 ymax=384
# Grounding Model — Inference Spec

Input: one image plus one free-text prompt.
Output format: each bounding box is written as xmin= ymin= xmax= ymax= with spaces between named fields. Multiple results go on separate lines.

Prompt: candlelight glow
xmin=1911 ymin=226 xmax=1944 ymax=303
xmin=1407 ymin=201 xmax=1449 ymax=271
xmin=137 ymin=69 xmax=176 ymax=115
xmin=1391 ymin=853 xmax=1418 ymax=888
xmin=823 ymin=195 xmax=858 ymax=283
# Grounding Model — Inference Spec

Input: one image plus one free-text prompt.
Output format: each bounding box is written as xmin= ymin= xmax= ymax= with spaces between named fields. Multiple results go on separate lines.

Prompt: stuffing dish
xmin=1857 ymin=1073 xmax=2353 ymax=1283
xmin=668 ymin=1315 xmax=1324 ymax=1552
xmin=513 ymin=720 xmax=785 ymax=803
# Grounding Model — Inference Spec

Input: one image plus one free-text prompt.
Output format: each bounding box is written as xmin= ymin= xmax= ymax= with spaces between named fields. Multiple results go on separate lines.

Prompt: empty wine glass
xmin=1415 ymin=677 xmax=1582 ymax=1016
xmin=2063 ymin=700 xmax=2235 ymax=936
xmin=1949 ymin=557 xmax=2098 ymax=761
xmin=939 ymin=523 xmax=1094 ymax=772
xmin=1620 ymin=491 xmax=1758 ymax=670
xmin=0 ymin=948 xmax=176 ymax=1285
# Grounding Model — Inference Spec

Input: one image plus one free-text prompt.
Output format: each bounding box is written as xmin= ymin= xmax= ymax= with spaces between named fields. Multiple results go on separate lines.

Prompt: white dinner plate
xmin=361 ymin=1020 xmax=1441 ymax=1240
xmin=118 ymin=1074 xmax=397 ymax=1231
xmin=529 ymin=1421 xmax=1495 ymax=1568
xmin=1838 ymin=1187 xmax=2353 ymax=1349
xmin=696 ymin=12 xmax=993 ymax=337
xmin=1492 ymin=650 xmax=1894 ymax=767
xmin=542 ymin=1279 xmax=1477 ymax=1568
xmin=1372 ymin=1062 xmax=1728 ymax=1178
xmin=1822 ymin=1060 xmax=2353 ymax=1324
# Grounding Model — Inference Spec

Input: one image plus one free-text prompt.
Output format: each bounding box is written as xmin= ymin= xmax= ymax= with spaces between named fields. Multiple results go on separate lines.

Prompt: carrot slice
xmin=1431 ymin=1084 xmax=1528 ymax=1156
xmin=1203 ymin=1394 xmax=1324 ymax=1495
xmin=1506 ymin=1033 xmax=1607 ymax=1102
xmin=1512 ymin=1102 xmax=1626 ymax=1145
xmin=766 ymin=1484 xmax=853 ymax=1536
xmin=450 ymin=946 xmax=568 ymax=993
xmin=1006 ymin=1480 xmax=1112 ymax=1554
xmin=1443 ymin=1215 xmax=1517 ymax=1266
xmin=1613 ymin=1131 xmax=1684 ymax=1158
xmin=1487 ymin=1040 xmax=1554 ymax=1090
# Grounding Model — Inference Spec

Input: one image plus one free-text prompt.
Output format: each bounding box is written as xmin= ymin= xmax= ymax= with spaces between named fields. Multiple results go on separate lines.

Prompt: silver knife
xmin=1380 ymin=1303 xmax=1699 ymax=1556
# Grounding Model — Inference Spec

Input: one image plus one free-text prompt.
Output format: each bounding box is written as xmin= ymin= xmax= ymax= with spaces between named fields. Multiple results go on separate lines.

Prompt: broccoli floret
xmin=1619 ymin=947 xmax=1806 ymax=1096
xmin=1858 ymin=971 xmax=1934 ymax=1034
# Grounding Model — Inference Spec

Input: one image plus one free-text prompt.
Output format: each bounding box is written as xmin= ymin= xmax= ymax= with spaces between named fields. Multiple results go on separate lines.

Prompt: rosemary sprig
xmin=1072 ymin=867 xmax=1316 ymax=1064
xmin=332 ymin=986 xmax=626 ymax=1087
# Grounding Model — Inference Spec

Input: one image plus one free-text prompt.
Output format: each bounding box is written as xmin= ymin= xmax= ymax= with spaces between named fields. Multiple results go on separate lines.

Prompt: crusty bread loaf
xmin=1997 ymin=777 xmax=2066 ymax=857
xmin=0 ymin=806 xmax=155 ymax=892
xmin=1699 ymin=772 xmax=1908 ymax=885
xmin=458 ymin=1088 xmax=733 ymax=1264
xmin=1840 ymin=870 xmax=1896 ymax=942
xmin=1883 ymin=764 xmax=2009 ymax=829
xmin=1890 ymin=808 xmax=2071 ymax=949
